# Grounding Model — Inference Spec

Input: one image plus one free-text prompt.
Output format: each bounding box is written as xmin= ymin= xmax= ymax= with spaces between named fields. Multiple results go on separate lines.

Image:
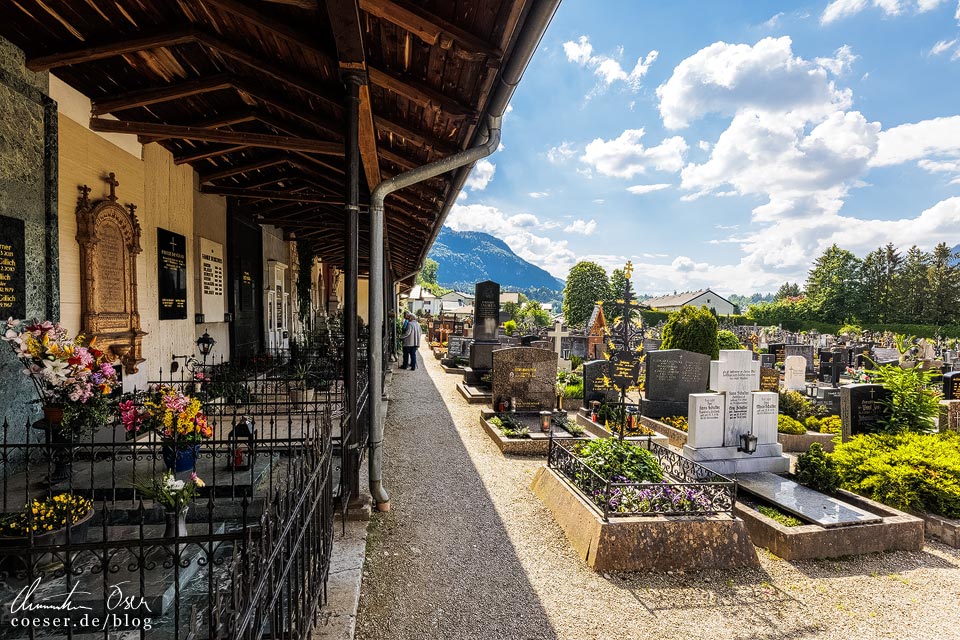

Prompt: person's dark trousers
xmin=402 ymin=346 xmax=417 ymax=369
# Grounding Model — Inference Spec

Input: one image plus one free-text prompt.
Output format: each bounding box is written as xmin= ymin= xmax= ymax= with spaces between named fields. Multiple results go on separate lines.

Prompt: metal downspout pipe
xmin=368 ymin=116 xmax=502 ymax=510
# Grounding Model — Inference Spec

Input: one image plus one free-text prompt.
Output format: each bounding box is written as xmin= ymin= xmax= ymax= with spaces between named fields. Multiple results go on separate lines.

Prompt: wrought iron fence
xmin=547 ymin=436 xmax=737 ymax=521
xmin=0 ymin=359 xmax=336 ymax=639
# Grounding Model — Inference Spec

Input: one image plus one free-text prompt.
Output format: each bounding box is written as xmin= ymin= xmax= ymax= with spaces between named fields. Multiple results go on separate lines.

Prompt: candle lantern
xmin=589 ymin=401 xmax=600 ymax=422
xmin=227 ymin=416 xmax=256 ymax=471
xmin=540 ymin=411 xmax=552 ymax=433
xmin=737 ymin=432 xmax=758 ymax=455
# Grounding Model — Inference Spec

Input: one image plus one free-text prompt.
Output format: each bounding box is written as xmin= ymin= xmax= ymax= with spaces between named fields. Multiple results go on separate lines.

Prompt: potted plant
xmin=0 ymin=319 xmax=119 ymax=438
xmin=133 ymin=471 xmax=204 ymax=538
xmin=0 ymin=493 xmax=95 ymax=570
xmin=120 ymin=385 xmax=212 ymax=472
xmin=288 ymin=361 xmax=316 ymax=404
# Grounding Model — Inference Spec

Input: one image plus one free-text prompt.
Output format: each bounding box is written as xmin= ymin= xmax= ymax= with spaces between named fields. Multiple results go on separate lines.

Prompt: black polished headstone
xmin=582 ymin=359 xmax=617 ymax=408
xmin=157 ymin=227 xmax=187 ymax=320
xmin=642 ymin=349 xmax=710 ymax=418
xmin=785 ymin=345 xmax=814 ymax=374
xmin=472 ymin=280 xmax=500 ymax=342
xmin=767 ymin=343 xmax=786 ymax=364
xmin=841 ymin=384 xmax=891 ymax=441
xmin=0 ymin=215 xmax=26 ymax=319
xmin=944 ymin=371 xmax=960 ymax=401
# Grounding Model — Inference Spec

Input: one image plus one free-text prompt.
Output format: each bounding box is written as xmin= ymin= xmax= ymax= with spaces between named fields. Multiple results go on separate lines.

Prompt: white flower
xmin=170 ymin=480 xmax=185 ymax=491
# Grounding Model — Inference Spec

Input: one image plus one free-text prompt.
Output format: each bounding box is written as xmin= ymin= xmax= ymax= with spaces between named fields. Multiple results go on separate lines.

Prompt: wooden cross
xmin=105 ymin=172 xmax=119 ymax=201
xmin=78 ymin=184 xmax=91 ymax=207
xmin=546 ymin=320 xmax=570 ymax=356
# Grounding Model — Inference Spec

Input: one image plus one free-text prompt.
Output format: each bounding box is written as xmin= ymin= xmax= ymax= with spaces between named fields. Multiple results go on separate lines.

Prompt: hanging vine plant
xmin=296 ymin=239 xmax=314 ymax=325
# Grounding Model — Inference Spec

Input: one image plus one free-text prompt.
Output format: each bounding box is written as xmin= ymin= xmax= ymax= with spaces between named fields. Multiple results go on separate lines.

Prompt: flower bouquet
xmin=120 ymin=385 xmax=212 ymax=471
xmin=133 ymin=471 xmax=204 ymax=538
xmin=1 ymin=319 xmax=119 ymax=437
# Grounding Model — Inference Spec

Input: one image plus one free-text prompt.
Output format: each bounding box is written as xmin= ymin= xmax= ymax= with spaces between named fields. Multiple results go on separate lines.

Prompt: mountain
xmin=428 ymin=227 xmax=564 ymax=302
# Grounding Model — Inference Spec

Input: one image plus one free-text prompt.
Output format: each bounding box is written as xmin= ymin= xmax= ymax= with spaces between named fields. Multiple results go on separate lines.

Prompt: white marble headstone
xmin=709 ymin=350 xmax=760 ymax=447
xmin=687 ymin=393 xmax=725 ymax=449
xmin=751 ymin=391 xmax=779 ymax=445
xmin=784 ymin=355 xmax=806 ymax=391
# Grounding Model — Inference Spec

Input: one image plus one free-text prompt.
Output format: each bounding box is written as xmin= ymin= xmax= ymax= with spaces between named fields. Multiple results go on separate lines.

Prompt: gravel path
xmin=356 ymin=346 xmax=960 ymax=640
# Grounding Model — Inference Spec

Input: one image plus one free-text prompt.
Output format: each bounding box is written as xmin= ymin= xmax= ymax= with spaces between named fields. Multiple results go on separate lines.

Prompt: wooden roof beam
xmin=201 ymin=186 xmax=343 ymax=204
xmin=325 ymin=0 xmax=381 ymax=190
xmin=199 ymin=157 xmax=289 ymax=183
xmin=90 ymin=117 xmax=342 ymax=155
xmin=92 ymin=74 xmax=233 ymax=115
xmin=25 ymin=27 xmax=198 ymax=71
xmin=358 ymin=0 xmax=502 ymax=62
xmin=374 ymin=115 xmax=457 ymax=155
xmin=174 ymin=144 xmax=250 ymax=165
xmin=368 ymin=66 xmax=475 ymax=119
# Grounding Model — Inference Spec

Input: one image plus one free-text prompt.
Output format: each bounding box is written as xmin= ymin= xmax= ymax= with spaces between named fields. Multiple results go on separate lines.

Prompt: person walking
xmin=399 ymin=312 xmax=422 ymax=370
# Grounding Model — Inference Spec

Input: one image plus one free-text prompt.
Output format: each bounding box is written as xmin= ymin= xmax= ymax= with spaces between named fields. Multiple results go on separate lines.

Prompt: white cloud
xmin=918 ymin=0 xmax=948 ymax=10
xmin=821 ymin=0 xmax=875 ymax=24
xmin=593 ymin=198 xmax=605 ymax=205
xmin=871 ymin=115 xmax=960 ymax=166
xmin=547 ymin=141 xmax=576 ymax=164
xmin=528 ymin=191 xmax=549 ymax=198
xmin=465 ymin=159 xmax=496 ymax=191
xmin=762 ymin=12 xmax=784 ymax=29
xmin=564 ymin=219 xmax=598 ymax=235
xmin=563 ymin=35 xmax=658 ymax=96
xmin=698 ymin=140 xmax=712 ymax=152
xmin=815 ymin=45 xmax=858 ymax=75
xmin=446 ymin=203 xmax=575 ymax=277
xmin=581 ymin=129 xmax=688 ymax=178
xmin=626 ymin=183 xmax=672 ymax=195
xmin=930 ymin=38 xmax=958 ymax=55
xmin=656 ymin=37 xmax=852 ymax=129
xmin=820 ymin=0 xmax=957 ymax=23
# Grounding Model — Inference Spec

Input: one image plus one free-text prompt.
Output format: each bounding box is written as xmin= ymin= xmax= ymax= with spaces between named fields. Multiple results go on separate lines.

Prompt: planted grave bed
xmin=478 ymin=410 xmax=590 ymax=455
xmin=532 ymin=436 xmax=758 ymax=571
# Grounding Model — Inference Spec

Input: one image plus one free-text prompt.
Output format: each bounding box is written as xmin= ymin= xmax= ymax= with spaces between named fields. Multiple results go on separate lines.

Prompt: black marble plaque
xmin=645 ymin=349 xmax=710 ymax=402
xmin=841 ymin=384 xmax=891 ymax=440
xmin=767 ymin=343 xmax=785 ymax=364
xmin=158 ymin=228 xmax=187 ymax=320
xmin=0 ymin=215 xmax=25 ymax=319
xmin=582 ymin=359 xmax=617 ymax=408
xmin=944 ymin=371 xmax=960 ymax=401
xmin=472 ymin=280 xmax=500 ymax=342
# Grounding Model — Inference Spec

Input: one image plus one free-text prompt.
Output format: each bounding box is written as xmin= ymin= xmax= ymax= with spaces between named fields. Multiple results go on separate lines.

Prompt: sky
xmin=443 ymin=0 xmax=960 ymax=296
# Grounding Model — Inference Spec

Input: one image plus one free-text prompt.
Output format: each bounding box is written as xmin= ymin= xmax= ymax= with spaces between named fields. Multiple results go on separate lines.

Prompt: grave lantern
xmin=737 ymin=432 xmax=758 ymax=455
xmin=196 ymin=330 xmax=216 ymax=366
xmin=589 ymin=401 xmax=601 ymax=422
xmin=540 ymin=411 xmax=552 ymax=433
xmin=227 ymin=415 xmax=256 ymax=471
xmin=805 ymin=382 xmax=817 ymax=398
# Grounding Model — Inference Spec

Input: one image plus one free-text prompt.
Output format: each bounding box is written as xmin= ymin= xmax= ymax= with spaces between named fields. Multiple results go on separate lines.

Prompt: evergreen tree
xmin=805 ymin=245 xmax=863 ymax=323
xmin=562 ymin=261 xmax=610 ymax=328
xmin=896 ymin=246 xmax=930 ymax=323
xmin=660 ymin=306 xmax=720 ymax=359
xmin=860 ymin=243 xmax=901 ymax=323
xmin=926 ymin=242 xmax=960 ymax=325
xmin=606 ymin=268 xmax=640 ymax=323
xmin=774 ymin=282 xmax=801 ymax=300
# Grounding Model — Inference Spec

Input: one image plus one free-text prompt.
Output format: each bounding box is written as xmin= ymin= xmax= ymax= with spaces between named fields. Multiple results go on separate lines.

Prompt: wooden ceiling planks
xmin=0 ymin=0 xmax=530 ymax=276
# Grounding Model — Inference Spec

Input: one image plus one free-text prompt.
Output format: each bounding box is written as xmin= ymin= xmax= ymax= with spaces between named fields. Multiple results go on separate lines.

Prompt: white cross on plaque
xmin=547 ymin=321 xmax=570 ymax=356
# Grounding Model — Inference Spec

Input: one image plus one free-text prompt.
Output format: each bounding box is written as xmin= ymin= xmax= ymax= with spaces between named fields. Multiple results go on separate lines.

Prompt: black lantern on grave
xmin=227 ymin=415 xmax=256 ymax=471
xmin=738 ymin=432 xmax=758 ymax=455
xmin=196 ymin=330 xmax=216 ymax=365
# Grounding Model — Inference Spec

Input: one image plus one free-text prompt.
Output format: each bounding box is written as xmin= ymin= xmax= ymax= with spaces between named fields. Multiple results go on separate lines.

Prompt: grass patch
xmin=758 ymin=505 xmax=804 ymax=527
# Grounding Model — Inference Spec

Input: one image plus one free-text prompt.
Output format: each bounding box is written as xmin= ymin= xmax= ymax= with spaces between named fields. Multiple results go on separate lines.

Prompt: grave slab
xmin=735 ymin=472 xmax=881 ymax=528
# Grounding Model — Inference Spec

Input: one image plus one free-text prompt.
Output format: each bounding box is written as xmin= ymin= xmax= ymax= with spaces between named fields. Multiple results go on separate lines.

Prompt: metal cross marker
xmin=105 ymin=172 xmax=119 ymax=201
xmin=170 ymin=235 xmax=179 ymax=254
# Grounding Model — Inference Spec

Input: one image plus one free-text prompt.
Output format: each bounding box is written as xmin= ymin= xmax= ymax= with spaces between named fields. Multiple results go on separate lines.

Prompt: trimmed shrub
xmin=796 ymin=443 xmax=840 ymax=493
xmin=817 ymin=415 xmax=842 ymax=434
xmin=779 ymin=390 xmax=824 ymax=422
xmin=574 ymin=438 xmax=663 ymax=483
xmin=660 ymin=305 xmax=719 ymax=359
xmin=717 ymin=329 xmax=743 ymax=351
xmin=831 ymin=432 xmax=960 ymax=517
xmin=777 ymin=414 xmax=806 ymax=435
xmin=503 ymin=320 xmax=517 ymax=336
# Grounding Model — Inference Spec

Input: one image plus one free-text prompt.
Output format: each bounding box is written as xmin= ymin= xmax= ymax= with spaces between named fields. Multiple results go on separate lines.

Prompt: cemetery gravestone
xmin=464 ymin=280 xmax=500 ymax=385
xmin=642 ymin=349 xmax=711 ymax=418
xmin=943 ymin=371 xmax=960 ymax=401
xmin=643 ymin=338 xmax=663 ymax=352
xmin=759 ymin=367 xmax=780 ymax=393
xmin=709 ymin=350 xmax=761 ymax=446
xmin=767 ymin=343 xmax=786 ymax=364
xmin=760 ymin=354 xmax=776 ymax=369
xmin=491 ymin=348 xmax=558 ymax=413
xmin=582 ymin=359 xmax=618 ymax=408
xmin=687 ymin=394 xmax=725 ymax=448
xmin=840 ymin=384 xmax=892 ymax=441
xmin=783 ymin=356 xmax=807 ymax=391
xmin=785 ymin=345 xmax=814 ymax=374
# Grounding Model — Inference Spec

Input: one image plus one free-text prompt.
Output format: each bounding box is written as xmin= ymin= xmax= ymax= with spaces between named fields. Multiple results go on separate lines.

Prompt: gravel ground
xmin=355 ymin=345 xmax=960 ymax=640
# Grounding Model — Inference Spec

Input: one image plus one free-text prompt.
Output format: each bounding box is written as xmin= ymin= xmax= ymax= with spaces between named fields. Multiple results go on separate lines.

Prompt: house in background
xmin=438 ymin=290 xmax=474 ymax=313
xmin=645 ymin=289 xmax=736 ymax=316
xmin=403 ymin=285 xmax=438 ymax=315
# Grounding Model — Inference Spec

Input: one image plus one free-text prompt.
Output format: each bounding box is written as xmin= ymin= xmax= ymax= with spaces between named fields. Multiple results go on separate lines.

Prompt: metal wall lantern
xmin=738 ymin=432 xmax=758 ymax=455
xmin=196 ymin=330 xmax=217 ymax=358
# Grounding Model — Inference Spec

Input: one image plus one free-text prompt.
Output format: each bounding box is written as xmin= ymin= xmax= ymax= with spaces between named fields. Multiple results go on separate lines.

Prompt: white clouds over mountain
xmin=580 ymin=129 xmax=687 ymax=178
xmin=465 ymin=159 xmax=496 ymax=191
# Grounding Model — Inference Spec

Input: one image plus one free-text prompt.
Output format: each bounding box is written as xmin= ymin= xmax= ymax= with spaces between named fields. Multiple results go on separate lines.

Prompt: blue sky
xmin=444 ymin=0 xmax=960 ymax=295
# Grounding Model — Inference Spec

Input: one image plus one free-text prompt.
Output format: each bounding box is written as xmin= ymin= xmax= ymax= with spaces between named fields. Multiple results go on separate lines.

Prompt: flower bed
xmin=637 ymin=415 xmax=688 ymax=448
xmin=478 ymin=410 xmax=591 ymax=456
xmin=547 ymin=437 xmax=736 ymax=519
xmin=575 ymin=409 xmax=670 ymax=447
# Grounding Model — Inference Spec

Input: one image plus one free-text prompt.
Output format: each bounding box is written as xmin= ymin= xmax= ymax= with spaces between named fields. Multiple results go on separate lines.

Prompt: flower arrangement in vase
xmin=120 ymin=385 xmax=212 ymax=471
xmin=1 ymin=319 xmax=119 ymax=437
xmin=133 ymin=471 xmax=205 ymax=538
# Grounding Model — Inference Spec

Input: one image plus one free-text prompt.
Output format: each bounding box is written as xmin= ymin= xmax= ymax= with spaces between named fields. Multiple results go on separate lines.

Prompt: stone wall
xmin=0 ymin=37 xmax=56 ymax=434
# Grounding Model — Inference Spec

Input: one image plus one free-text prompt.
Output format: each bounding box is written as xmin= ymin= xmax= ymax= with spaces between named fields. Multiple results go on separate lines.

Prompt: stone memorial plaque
xmin=645 ymin=349 xmax=711 ymax=402
xmin=784 ymin=355 xmax=807 ymax=391
xmin=642 ymin=338 xmax=663 ymax=352
xmin=199 ymin=236 xmax=225 ymax=316
xmin=943 ymin=371 xmax=960 ymax=401
xmin=759 ymin=367 xmax=780 ymax=392
xmin=785 ymin=345 xmax=814 ymax=373
xmin=609 ymin=349 xmax=641 ymax=391
xmin=0 ymin=215 xmax=26 ymax=319
xmin=709 ymin=350 xmax=760 ymax=447
xmin=491 ymin=347 xmax=558 ymax=412
xmin=945 ymin=400 xmax=960 ymax=432
xmin=531 ymin=340 xmax=552 ymax=351
xmin=819 ymin=387 xmax=841 ymax=415
xmin=760 ymin=353 xmax=776 ymax=369
xmin=687 ymin=393 xmax=725 ymax=449
xmin=841 ymin=384 xmax=891 ymax=441
xmin=751 ymin=391 xmax=779 ymax=445
xmin=735 ymin=473 xmax=881 ymax=528
xmin=583 ymin=359 xmax=617 ymax=407
xmin=447 ymin=336 xmax=465 ymax=357
xmin=158 ymin=228 xmax=187 ymax=320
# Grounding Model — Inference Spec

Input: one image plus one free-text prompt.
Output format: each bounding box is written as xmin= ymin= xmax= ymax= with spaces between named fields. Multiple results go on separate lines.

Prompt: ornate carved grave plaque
xmin=76 ymin=173 xmax=146 ymax=374
xmin=0 ymin=215 xmax=26 ymax=319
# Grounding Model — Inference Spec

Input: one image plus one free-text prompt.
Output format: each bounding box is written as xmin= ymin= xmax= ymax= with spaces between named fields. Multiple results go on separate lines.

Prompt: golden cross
xmin=624 ymin=261 xmax=634 ymax=280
